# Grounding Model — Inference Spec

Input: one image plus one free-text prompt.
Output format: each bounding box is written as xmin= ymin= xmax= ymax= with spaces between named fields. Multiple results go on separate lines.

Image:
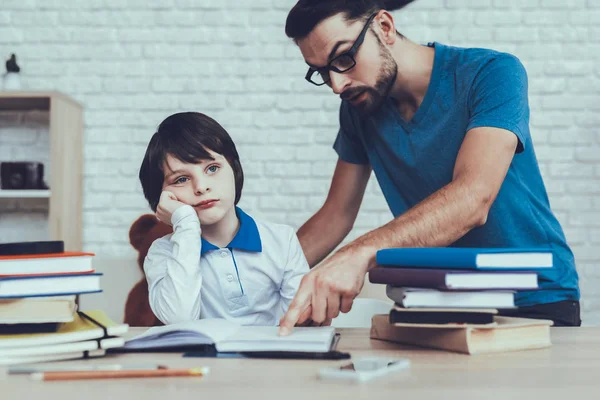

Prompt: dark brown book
xmin=0 ymin=241 xmax=64 ymax=256
xmin=369 ymin=266 xmax=538 ymax=290
xmin=389 ymin=307 xmax=496 ymax=325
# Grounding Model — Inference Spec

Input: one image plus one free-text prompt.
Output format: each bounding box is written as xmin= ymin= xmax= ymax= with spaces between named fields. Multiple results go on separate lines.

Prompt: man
xmin=278 ymin=0 xmax=581 ymax=335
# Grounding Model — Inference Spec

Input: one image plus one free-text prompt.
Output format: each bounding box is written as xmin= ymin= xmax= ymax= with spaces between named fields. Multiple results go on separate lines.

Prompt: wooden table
xmin=2 ymin=327 xmax=599 ymax=399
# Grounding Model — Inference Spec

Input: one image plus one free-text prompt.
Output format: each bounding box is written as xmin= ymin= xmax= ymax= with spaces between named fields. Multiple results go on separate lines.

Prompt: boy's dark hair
xmin=139 ymin=112 xmax=244 ymax=212
xmin=285 ymin=0 xmax=415 ymax=41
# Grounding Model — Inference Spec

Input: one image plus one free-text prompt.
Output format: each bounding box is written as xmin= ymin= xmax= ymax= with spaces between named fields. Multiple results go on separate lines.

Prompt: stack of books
xmin=0 ymin=241 xmax=128 ymax=365
xmin=368 ymin=247 xmax=554 ymax=354
xmin=0 ymin=310 xmax=128 ymax=365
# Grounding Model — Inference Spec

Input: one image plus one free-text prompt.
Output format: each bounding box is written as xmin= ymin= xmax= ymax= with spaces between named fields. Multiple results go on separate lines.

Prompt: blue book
xmin=376 ymin=248 xmax=553 ymax=270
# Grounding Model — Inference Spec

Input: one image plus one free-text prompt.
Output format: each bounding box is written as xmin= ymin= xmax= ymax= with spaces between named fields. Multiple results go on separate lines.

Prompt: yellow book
xmin=0 ymin=310 xmax=128 ymax=349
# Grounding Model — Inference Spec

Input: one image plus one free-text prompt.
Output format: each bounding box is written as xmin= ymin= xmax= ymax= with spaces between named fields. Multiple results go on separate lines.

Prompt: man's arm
xmin=297 ymin=159 xmax=372 ymax=267
xmin=354 ymin=126 xmax=518 ymax=264
xmin=279 ymin=126 xmax=518 ymax=333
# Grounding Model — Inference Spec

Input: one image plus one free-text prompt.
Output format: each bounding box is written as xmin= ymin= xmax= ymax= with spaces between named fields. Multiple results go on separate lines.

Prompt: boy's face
xmin=162 ymin=150 xmax=236 ymax=226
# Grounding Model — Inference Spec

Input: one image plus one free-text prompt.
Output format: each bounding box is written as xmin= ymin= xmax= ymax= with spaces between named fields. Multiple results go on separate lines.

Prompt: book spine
xmin=369 ymin=267 xmax=448 ymax=289
xmin=0 ymin=241 xmax=64 ymax=256
xmin=370 ymin=315 xmax=471 ymax=354
xmin=388 ymin=310 xmax=494 ymax=325
xmin=376 ymin=249 xmax=476 ymax=268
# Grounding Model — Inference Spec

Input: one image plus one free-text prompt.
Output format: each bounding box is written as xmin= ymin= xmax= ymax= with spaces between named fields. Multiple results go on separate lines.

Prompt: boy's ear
xmin=129 ymin=214 xmax=159 ymax=250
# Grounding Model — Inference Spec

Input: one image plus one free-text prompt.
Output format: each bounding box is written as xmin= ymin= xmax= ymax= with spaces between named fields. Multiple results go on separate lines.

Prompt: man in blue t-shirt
xmin=278 ymin=0 xmax=581 ymax=336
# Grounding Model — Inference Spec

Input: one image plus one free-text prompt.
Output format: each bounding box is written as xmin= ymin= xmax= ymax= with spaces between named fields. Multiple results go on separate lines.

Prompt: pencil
xmin=31 ymin=367 xmax=210 ymax=381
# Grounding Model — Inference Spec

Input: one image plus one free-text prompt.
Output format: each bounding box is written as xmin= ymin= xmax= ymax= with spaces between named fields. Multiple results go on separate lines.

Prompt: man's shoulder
xmin=442 ymin=43 xmax=524 ymax=77
xmin=442 ymin=42 xmax=511 ymax=62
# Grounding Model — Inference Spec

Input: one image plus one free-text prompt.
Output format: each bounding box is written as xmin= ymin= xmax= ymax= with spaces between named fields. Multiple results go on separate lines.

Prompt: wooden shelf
xmin=0 ymin=91 xmax=82 ymax=111
xmin=0 ymin=190 xmax=51 ymax=199
xmin=0 ymin=91 xmax=83 ymax=251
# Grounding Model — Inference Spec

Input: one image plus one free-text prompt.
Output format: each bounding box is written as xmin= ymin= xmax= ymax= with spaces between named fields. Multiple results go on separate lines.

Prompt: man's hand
xmin=278 ymin=243 xmax=375 ymax=336
xmin=156 ymin=191 xmax=186 ymax=226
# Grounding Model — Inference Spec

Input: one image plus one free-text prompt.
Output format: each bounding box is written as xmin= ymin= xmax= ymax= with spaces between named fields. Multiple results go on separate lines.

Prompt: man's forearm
xmin=297 ymin=206 xmax=353 ymax=268
xmin=353 ymin=178 xmax=491 ymax=270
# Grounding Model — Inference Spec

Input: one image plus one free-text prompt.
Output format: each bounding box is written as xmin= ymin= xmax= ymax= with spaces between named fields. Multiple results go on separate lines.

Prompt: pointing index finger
xmin=278 ymin=283 xmax=313 ymax=336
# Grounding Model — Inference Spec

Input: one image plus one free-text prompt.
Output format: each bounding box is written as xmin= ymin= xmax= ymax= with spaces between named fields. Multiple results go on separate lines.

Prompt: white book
xmin=387 ymin=287 xmax=515 ymax=309
xmin=0 ymin=336 xmax=124 ymax=358
xmin=1 ymin=349 xmax=106 ymax=366
xmin=125 ymin=319 xmax=337 ymax=353
xmin=0 ymin=252 xmax=94 ymax=276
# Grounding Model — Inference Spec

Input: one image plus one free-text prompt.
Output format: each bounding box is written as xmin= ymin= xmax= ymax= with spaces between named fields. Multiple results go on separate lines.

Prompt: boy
xmin=139 ymin=112 xmax=309 ymax=325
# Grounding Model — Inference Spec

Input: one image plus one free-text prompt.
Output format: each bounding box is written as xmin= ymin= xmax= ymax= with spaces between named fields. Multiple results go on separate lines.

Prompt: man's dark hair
xmin=285 ymin=0 xmax=414 ymax=41
xmin=139 ymin=112 xmax=244 ymax=212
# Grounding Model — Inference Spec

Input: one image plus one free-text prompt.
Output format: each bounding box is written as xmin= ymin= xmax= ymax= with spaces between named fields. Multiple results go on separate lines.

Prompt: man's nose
xmin=329 ymin=71 xmax=351 ymax=95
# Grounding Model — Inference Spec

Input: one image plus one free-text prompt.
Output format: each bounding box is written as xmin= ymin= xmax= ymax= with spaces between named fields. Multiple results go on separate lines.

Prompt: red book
xmin=0 ymin=252 xmax=95 ymax=277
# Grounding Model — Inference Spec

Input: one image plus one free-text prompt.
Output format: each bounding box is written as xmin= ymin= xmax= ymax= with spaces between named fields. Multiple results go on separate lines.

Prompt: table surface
xmin=2 ymin=327 xmax=599 ymax=400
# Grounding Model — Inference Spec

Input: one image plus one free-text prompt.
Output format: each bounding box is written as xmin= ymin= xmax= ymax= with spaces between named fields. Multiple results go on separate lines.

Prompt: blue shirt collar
xmin=200 ymin=207 xmax=262 ymax=256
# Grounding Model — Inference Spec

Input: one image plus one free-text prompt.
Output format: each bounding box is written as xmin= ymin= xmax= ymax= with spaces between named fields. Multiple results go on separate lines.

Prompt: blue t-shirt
xmin=333 ymin=42 xmax=579 ymax=307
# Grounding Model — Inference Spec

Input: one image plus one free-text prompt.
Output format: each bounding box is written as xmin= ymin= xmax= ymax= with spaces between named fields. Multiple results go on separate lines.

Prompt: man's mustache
xmin=341 ymin=87 xmax=368 ymax=101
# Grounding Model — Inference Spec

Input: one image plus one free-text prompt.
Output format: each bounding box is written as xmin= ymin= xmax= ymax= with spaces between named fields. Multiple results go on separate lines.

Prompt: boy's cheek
xmin=166 ymin=188 xmax=188 ymax=204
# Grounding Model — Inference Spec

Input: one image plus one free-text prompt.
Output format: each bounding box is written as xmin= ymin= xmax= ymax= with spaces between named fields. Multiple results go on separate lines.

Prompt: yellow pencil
xmin=31 ymin=367 xmax=210 ymax=381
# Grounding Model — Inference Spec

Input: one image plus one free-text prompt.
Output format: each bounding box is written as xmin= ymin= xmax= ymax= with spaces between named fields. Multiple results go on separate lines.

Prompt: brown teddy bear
xmin=124 ymin=214 xmax=172 ymax=327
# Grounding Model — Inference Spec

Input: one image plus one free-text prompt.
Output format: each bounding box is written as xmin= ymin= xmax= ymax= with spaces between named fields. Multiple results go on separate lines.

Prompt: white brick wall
xmin=1 ymin=0 xmax=598 ymax=323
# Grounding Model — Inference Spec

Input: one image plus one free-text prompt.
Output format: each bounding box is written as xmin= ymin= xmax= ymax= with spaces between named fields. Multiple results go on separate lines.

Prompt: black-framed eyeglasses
xmin=305 ymin=13 xmax=378 ymax=86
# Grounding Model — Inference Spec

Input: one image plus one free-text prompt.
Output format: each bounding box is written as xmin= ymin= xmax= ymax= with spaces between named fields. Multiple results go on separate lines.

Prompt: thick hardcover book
xmin=0 ymin=252 xmax=95 ymax=276
xmin=376 ymin=247 xmax=553 ymax=270
xmin=0 ymin=241 xmax=64 ymax=256
xmin=371 ymin=314 xmax=553 ymax=355
xmin=369 ymin=267 xmax=538 ymax=290
xmin=0 ymin=273 xmax=102 ymax=298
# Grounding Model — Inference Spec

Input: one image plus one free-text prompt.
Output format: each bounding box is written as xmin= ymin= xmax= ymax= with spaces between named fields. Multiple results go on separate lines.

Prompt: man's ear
xmin=376 ymin=10 xmax=398 ymax=46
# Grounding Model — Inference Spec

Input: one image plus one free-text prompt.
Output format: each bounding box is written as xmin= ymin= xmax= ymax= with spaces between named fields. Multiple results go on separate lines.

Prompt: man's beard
xmin=341 ymin=41 xmax=398 ymax=116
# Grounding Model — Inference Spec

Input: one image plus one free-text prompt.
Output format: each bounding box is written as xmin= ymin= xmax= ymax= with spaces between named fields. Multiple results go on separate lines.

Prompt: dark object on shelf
xmin=0 ymin=162 xmax=48 ymax=190
xmin=0 ymin=241 xmax=64 ymax=256
xmin=5 ymin=54 xmax=20 ymax=73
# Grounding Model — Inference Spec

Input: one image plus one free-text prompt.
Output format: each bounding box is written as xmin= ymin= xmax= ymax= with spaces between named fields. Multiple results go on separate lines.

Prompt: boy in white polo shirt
xmin=138 ymin=112 xmax=309 ymax=326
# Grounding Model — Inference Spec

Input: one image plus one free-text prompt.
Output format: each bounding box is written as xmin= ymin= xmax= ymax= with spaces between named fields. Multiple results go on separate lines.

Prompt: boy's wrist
xmin=171 ymin=205 xmax=199 ymax=227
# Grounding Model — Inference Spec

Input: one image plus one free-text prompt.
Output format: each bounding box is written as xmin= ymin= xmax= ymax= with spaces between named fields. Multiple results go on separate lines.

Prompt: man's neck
xmin=388 ymin=40 xmax=435 ymax=122
xmin=201 ymin=207 xmax=240 ymax=248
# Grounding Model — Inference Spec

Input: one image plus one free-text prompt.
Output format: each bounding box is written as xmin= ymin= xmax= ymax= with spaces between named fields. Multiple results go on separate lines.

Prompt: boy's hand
xmin=156 ymin=191 xmax=186 ymax=226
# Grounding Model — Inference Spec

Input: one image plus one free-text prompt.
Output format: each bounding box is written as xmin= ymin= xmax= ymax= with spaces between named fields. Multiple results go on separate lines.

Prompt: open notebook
xmin=124 ymin=319 xmax=337 ymax=353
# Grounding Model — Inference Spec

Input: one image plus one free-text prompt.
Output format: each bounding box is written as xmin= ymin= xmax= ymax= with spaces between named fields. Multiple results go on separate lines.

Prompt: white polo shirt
xmin=144 ymin=205 xmax=309 ymax=326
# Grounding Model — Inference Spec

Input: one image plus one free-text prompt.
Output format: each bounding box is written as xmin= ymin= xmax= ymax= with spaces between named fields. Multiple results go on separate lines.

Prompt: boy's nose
xmin=194 ymin=180 xmax=210 ymax=194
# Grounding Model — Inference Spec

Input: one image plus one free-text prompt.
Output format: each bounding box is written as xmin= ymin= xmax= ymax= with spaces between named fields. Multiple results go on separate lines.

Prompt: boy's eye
xmin=174 ymin=177 xmax=189 ymax=184
xmin=207 ymin=165 xmax=220 ymax=174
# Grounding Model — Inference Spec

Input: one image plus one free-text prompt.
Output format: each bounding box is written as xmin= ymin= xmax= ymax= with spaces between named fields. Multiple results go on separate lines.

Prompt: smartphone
xmin=318 ymin=357 xmax=410 ymax=383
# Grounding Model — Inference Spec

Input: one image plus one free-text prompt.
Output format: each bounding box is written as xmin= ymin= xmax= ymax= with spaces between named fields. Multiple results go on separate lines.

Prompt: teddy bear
xmin=124 ymin=214 xmax=172 ymax=327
